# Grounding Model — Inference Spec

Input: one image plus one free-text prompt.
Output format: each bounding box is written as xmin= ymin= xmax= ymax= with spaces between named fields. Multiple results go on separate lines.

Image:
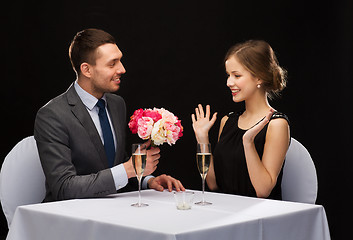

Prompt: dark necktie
xmin=96 ymin=99 xmax=115 ymax=167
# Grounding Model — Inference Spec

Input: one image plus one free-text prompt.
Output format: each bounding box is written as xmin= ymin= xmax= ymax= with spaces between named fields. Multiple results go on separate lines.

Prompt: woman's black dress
xmin=213 ymin=111 xmax=289 ymax=200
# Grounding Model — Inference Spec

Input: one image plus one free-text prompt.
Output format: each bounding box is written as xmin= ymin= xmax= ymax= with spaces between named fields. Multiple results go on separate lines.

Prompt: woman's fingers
xmin=198 ymin=104 xmax=205 ymax=118
xmin=195 ymin=107 xmax=200 ymax=119
xmin=205 ymin=105 xmax=211 ymax=119
xmin=193 ymin=104 xmax=216 ymax=123
xmin=210 ymin=112 xmax=218 ymax=125
xmin=191 ymin=113 xmax=196 ymax=124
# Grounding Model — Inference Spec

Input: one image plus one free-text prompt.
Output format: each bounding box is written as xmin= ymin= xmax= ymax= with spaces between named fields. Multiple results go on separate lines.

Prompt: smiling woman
xmin=191 ymin=40 xmax=290 ymax=200
xmin=225 ymin=40 xmax=287 ymax=100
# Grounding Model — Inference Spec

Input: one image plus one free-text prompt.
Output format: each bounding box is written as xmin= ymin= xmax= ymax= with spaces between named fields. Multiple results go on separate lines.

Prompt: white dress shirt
xmin=74 ymin=81 xmax=129 ymax=190
xmin=74 ymin=81 xmax=152 ymax=190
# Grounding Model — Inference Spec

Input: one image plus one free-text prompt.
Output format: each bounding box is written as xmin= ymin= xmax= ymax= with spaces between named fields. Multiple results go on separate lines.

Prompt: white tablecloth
xmin=7 ymin=190 xmax=330 ymax=240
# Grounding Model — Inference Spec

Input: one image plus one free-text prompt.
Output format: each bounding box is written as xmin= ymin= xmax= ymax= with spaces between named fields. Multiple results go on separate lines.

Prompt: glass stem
xmin=202 ymin=175 xmax=205 ymax=202
xmin=138 ymin=176 xmax=142 ymax=206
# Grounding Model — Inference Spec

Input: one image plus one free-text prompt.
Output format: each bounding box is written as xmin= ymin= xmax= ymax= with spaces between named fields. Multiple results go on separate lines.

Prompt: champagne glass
xmin=131 ymin=143 xmax=148 ymax=207
xmin=195 ymin=143 xmax=212 ymax=205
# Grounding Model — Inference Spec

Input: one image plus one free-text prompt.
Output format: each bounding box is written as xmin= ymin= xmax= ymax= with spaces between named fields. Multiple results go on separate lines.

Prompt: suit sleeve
xmin=34 ymin=104 xmax=117 ymax=202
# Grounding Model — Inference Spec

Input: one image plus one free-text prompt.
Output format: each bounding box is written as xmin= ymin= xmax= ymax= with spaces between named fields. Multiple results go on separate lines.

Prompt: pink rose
xmin=137 ymin=117 xmax=154 ymax=140
xmin=143 ymin=109 xmax=162 ymax=122
xmin=164 ymin=122 xmax=181 ymax=146
xmin=129 ymin=107 xmax=183 ymax=146
xmin=157 ymin=108 xmax=177 ymax=123
xmin=175 ymin=120 xmax=183 ymax=138
xmin=128 ymin=109 xmax=144 ymax=134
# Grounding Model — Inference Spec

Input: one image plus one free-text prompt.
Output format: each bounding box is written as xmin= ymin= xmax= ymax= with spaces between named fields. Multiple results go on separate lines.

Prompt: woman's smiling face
xmin=225 ymin=56 xmax=261 ymax=102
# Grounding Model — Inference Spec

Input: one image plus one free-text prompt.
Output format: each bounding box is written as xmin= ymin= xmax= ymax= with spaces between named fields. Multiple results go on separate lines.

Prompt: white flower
xmin=150 ymin=119 xmax=166 ymax=146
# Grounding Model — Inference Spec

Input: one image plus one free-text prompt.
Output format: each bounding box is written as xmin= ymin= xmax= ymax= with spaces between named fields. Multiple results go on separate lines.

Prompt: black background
xmin=2 ymin=0 xmax=352 ymax=239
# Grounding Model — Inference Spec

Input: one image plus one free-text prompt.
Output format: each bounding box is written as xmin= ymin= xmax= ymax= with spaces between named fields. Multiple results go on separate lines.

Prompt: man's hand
xmin=124 ymin=140 xmax=160 ymax=178
xmin=144 ymin=140 xmax=160 ymax=176
xmin=148 ymin=174 xmax=185 ymax=192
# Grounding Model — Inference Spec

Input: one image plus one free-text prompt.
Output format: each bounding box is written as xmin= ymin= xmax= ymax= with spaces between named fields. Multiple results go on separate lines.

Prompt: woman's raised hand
xmin=191 ymin=104 xmax=217 ymax=143
xmin=243 ymin=108 xmax=275 ymax=144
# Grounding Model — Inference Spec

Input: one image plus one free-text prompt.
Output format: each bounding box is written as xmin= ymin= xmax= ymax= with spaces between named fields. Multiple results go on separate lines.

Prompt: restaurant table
xmin=6 ymin=190 xmax=330 ymax=240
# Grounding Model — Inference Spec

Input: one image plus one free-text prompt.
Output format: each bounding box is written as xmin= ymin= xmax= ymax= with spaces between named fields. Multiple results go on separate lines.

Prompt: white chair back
xmin=0 ymin=136 xmax=46 ymax=227
xmin=282 ymin=137 xmax=318 ymax=204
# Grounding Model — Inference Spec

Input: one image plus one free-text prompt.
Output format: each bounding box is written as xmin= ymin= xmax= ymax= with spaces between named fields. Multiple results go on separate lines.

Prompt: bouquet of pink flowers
xmin=128 ymin=108 xmax=183 ymax=146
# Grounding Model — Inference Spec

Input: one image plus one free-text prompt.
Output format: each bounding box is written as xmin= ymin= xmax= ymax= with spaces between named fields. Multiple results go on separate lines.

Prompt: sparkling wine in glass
xmin=131 ymin=143 xmax=148 ymax=207
xmin=195 ymin=143 xmax=212 ymax=205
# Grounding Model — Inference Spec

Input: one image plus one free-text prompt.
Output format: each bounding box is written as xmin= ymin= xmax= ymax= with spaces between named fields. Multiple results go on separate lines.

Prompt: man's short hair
xmin=69 ymin=28 xmax=116 ymax=75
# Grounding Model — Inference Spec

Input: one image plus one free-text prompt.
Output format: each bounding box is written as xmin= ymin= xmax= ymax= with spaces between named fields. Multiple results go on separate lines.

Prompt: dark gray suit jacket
xmin=34 ymin=83 xmax=135 ymax=202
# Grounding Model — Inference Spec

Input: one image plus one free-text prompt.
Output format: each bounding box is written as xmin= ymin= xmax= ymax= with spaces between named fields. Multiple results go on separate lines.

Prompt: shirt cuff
xmin=142 ymin=175 xmax=154 ymax=189
xmin=111 ymin=164 xmax=128 ymax=190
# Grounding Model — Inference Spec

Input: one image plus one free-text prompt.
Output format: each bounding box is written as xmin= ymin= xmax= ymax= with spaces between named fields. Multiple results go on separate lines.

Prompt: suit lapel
xmin=66 ymin=84 xmax=109 ymax=168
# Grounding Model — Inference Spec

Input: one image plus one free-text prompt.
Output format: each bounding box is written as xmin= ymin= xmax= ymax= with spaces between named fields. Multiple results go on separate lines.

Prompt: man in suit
xmin=34 ymin=28 xmax=184 ymax=202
